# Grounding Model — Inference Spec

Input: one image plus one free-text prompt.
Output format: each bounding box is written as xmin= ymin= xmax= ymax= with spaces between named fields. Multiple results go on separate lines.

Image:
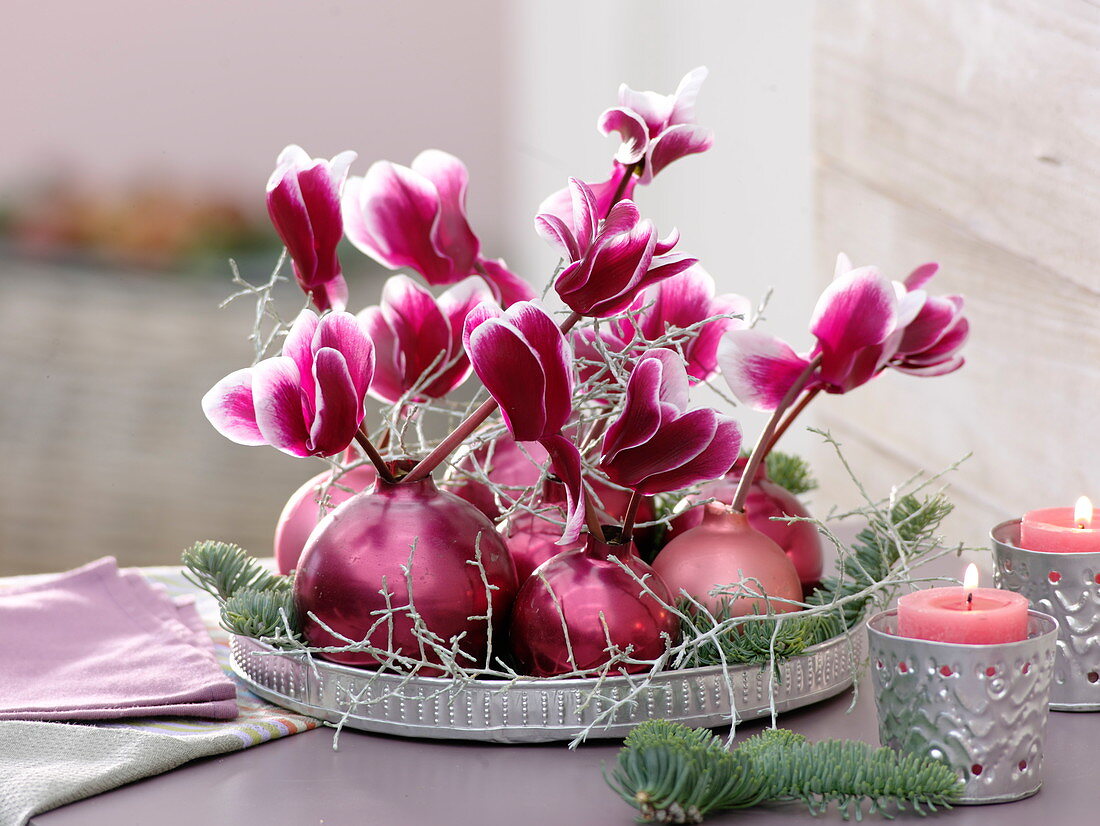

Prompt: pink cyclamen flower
xmin=343 ymin=149 xmax=478 ymax=284
xmin=536 ymin=162 xmax=637 ymax=227
xmin=342 ymin=149 xmax=535 ymax=306
xmin=598 ymin=66 xmax=714 ymax=184
xmin=574 ymin=264 xmax=749 ymax=383
xmin=889 ymin=263 xmax=969 ymax=376
xmin=202 ymin=310 xmax=374 ymax=458
xmin=266 ymin=145 xmax=357 ymax=312
xmin=717 ymin=256 xmax=968 ymax=410
xmin=463 ymin=301 xmax=585 ymax=543
xmin=463 ymin=301 xmax=574 ymax=441
xmin=535 ymin=179 xmax=696 ymax=317
xmin=358 ymin=274 xmax=497 ymax=403
xmin=601 ymin=349 xmax=742 ymax=495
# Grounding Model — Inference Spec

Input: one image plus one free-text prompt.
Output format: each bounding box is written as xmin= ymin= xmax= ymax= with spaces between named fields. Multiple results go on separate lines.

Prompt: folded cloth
xmin=0 ymin=558 xmax=238 ymax=721
xmin=0 ymin=563 xmax=319 ymax=826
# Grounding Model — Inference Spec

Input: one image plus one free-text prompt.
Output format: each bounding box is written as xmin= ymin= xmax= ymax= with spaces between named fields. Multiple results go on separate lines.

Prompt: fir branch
xmin=738 ymin=728 xmax=963 ymax=819
xmin=181 ymin=540 xmax=291 ymax=602
xmin=605 ymin=721 xmax=768 ymax=823
xmin=606 ymin=722 xmax=962 ymax=823
xmin=807 ymin=494 xmax=954 ymax=632
xmin=764 ymin=450 xmax=819 ymax=495
xmin=221 ymin=588 xmax=300 ymax=643
xmin=678 ymin=602 xmax=842 ymax=675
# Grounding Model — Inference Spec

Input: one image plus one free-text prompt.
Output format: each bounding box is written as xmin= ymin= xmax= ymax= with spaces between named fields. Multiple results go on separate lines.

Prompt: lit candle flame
xmin=963 ymin=563 xmax=979 ymax=591
xmin=1075 ymin=496 xmax=1093 ymax=529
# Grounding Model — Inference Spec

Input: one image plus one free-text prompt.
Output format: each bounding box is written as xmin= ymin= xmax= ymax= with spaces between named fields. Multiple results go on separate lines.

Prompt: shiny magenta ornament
xmin=653 ymin=503 xmax=803 ymax=616
xmin=509 ymin=532 xmax=679 ymax=677
xmin=668 ymin=466 xmax=824 ymax=589
xmin=273 ymin=463 xmax=377 ymax=575
xmin=294 ymin=474 xmax=518 ymax=671
xmin=446 ymin=438 xmax=548 ymax=521
xmin=502 ymin=479 xmax=585 ymax=582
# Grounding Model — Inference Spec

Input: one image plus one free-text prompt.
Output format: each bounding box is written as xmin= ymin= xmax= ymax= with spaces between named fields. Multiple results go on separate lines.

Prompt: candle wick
xmin=966 ymin=591 xmax=973 ymax=610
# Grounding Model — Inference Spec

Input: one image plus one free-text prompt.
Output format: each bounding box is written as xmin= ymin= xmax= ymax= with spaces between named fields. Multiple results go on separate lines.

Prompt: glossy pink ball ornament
xmin=668 ymin=467 xmax=824 ymax=589
xmin=446 ymin=437 xmax=548 ymax=520
xmin=653 ymin=503 xmax=803 ymax=616
xmin=502 ymin=479 xmax=585 ymax=583
xmin=273 ymin=464 xmax=377 ymax=575
xmin=509 ymin=532 xmax=679 ymax=677
xmin=294 ymin=474 xmax=519 ymax=671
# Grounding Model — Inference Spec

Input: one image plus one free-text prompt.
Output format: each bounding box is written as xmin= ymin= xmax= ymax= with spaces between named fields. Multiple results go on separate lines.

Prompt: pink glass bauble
xmin=294 ymin=475 xmax=518 ymax=671
xmin=653 ymin=504 xmax=803 ymax=616
xmin=502 ymin=479 xmax=585 ymax=583
xmin=668 ymin=467 xmax=824 ymax=589
xmin=509 ymin=532 xmax=679 ymax=677
xmin=446 ymin=438 xmax=549 ymax=520
xmin=273 ymin=464 xmax=376 ymax=575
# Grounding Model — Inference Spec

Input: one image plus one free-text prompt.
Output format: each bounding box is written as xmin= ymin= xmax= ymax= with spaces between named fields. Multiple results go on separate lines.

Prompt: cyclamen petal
xmin=544 ymin=190 xmax=697 ymax=319
xmin=281 ymin=309 xmax=321 ymax=412
xmin=309 ymin=348 xmax=361 ymax=456
xmin=266 ymin=146 xmax=355 ymax=312
xmin=669 ymin=67 xmax=709 ymax=126
xmin=411 ymin=149 xmax=480 ymax=277
xmin=312 ymin=311 xmax=375 ymax=419
xmin=539 ymin=434 xmax=586 ymax=546
xmin=647 ymin=123 xmax=714 ymax=181
xmin=600 ymin=348 xmax=740 ymax=496
xmin=619 ymin=265 xmax=748 ymax=382
xmin=252 ymin=357 xmax=312 ymax=457
xmin=597 ymin=107 xmax=650 ymax=165
xmin=201 ymin=369 xmax=265 ymax=446
xmin=717 ymin=329 xmax=813 ymax=412
xmin=601 ymin=357 xmax=666 ymax=460
xmin=810 ymin=267 xmax=898 ymax=388
xmin=464 ymin=301 xmax=574 ymax=443
xmin=359 ymin=275 xmax=493 ymax=404
xmin=202 ymin=308 xmax=374 ymax=459
xmin=343 ymin=162 xmax=452 ymax=282
xmin=598 ymin=67 xmax=713 ymax=184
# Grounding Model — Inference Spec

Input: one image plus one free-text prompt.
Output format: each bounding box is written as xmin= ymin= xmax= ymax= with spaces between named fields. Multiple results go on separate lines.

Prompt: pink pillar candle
xmin=897 ymin=587 xmax=1029 ymax=644
xmin=1019 ymin=498 xmax=1100 ymax=553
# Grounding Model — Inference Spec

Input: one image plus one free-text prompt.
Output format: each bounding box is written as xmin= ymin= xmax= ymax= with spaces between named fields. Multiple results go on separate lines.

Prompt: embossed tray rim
xmin=230 ymin=625 xmax=863 ymax=743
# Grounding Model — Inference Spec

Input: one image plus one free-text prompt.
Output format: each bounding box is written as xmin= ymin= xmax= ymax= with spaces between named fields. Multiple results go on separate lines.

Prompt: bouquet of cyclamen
xmin=199 ymin=67 xmax=969 ymax=682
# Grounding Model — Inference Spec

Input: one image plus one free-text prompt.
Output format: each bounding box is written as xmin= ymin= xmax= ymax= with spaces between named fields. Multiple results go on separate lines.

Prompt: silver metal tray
xmin=230 ymin=628 xmax=863 ymax=743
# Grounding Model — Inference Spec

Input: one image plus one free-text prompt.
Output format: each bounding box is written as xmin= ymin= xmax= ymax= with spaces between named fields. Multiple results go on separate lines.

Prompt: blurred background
xmin=3 ymin=1 xmax=1091 ymax=574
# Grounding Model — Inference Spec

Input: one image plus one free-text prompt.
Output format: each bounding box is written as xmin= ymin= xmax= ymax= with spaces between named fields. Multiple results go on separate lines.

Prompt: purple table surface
xmin=30 ymin=670 xmax=1100 ymax=826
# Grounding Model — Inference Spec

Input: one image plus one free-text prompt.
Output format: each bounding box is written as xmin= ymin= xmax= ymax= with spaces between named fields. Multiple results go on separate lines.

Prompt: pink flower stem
xmin=606 ymin=162 xmax=641 ymax=217
xmin=401 ymin=311 xmax=584 ymax=484
xmin=584 ymin=490 xmax=607 ymax=542
xmin=619 ymin=489 xmax=644 ymax=544
xmin=354 ymin=426 xmax=397 ymax=484
xmin=762 ymin=386 xmax=821 ymax=458
xmin=730 ymin=354 xmax=823 ymax=513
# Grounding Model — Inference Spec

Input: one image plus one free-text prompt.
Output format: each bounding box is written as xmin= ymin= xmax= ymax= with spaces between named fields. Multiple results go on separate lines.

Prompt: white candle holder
xmin=867 ymin=609 xmax=1058 ymax=804
xmin=991 ymin=519 xmax=1100 ymax=711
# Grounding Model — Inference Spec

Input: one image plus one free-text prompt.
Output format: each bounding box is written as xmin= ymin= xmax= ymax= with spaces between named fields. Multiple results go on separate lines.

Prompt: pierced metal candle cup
xmin=992 ymin=518 xmax=1100 ymax=711
xmin=867 ymin=608 xmax=1058 ymax=804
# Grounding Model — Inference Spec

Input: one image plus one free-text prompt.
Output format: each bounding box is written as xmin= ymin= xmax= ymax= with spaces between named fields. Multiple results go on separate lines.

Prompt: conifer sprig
xmin=181 ymin=540 xmax=291 ymax=602
xmin=606 ymin=721 xmax=962 ymax=823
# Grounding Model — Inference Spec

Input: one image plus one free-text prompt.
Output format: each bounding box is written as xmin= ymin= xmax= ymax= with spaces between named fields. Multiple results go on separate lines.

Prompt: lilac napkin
xmin=0 ymin=557 xmax=238 ymax=721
